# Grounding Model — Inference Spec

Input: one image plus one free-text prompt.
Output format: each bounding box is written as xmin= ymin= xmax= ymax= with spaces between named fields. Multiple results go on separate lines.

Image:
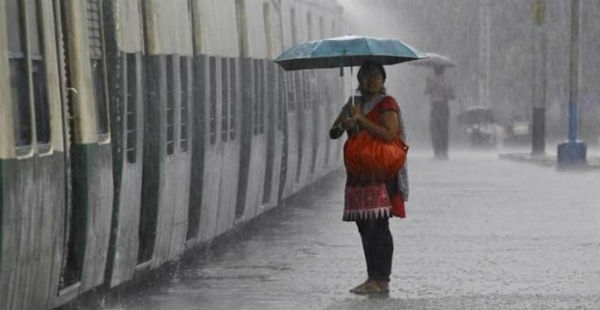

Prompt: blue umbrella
xmin=274 ymin=35 xmax=427 ymax=76
xmin=411 ymin=52 xmax=457 ymax=68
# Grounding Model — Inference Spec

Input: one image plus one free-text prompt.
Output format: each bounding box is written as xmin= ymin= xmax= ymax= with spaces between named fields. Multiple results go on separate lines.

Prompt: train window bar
xmin=277 ymin=67 xmax=284 ymax=131
xmin=258 ymin=60 xmax=265 ymax=134
xmin=180 ymin=56 xmax=190 ymax=152
xmin=29 ymin=0 xmax=51 ymax=152
xmin=263 ymin=3 xmax=273 ymax=59
xmin=165 ymin=55 xmax=175 ymax=155
xmin=319 ymin=16 xmax=325 ymax=40
xmin=126 ymin=53 xmax=138 ymax=163
xmin=304 ymin=71 xmax=311 ymax=111
xmin=294 ymin=71 xmax=302 ymax=111
xmin=285 ymin=71 xmax=295 ymax=112
xmin=252 ymin=59 xmax=259 ymax=135
xmin=221 ymin=58 xmax=229 ymax=142
xmin=87 ymin=0 xmax=110 ymax=142
xmin=7 ymin=0 xmax=31 ymax=153
xmin=229 ymin=58 xmax=237 ymax=141
xmin=209 ymin=56 xmax=217 ymax=144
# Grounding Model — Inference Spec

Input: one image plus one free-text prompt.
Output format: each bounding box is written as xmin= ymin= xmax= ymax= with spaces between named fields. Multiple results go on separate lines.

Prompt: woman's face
xmin=359 ymin=69 xmax=384 ymax=95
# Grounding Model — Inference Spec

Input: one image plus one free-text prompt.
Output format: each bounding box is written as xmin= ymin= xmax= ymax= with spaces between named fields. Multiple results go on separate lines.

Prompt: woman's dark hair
xmin=356 ymin=61 xmax=387 ymax=94
xmin=357 ymin=61 xmax=386 ymax=82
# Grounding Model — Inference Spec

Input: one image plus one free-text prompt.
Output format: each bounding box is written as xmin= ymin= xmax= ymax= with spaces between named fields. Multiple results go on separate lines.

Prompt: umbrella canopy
xmin=274 ymin=35 xmax=426 ymax=72
xmin=412 ymin=52 xmax=457 ymax=68
xmin=457 ymin=106 xmax=494 ymax=124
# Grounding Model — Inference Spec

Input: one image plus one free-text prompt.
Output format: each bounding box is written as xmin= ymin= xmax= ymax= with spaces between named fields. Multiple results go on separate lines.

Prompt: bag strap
xmin=357 ymin=94 xmax=387 ymax=116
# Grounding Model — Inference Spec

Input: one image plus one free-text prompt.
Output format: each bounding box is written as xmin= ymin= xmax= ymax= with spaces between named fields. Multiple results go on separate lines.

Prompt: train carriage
xmin=0 ymin=0 xmax=345 ymax=308
xmin=307 ymin=12 xmax=332 ymax=181
xmin=324 ymin=66 xmax=345 ymax=170
xmin=104 ymin=0 xmax=146 ymax=288
xmin=235 ymin=0 xmax=279 ymax=221
xmin=278 ymin=1 xmax=300 ymax=200
xmin=185 ymin=0 xmax=243 ymax=244
xmin=320 ymin=16 xmax=344 ymax=173
xmin=289 ymin=3 xmax=316 ymax=193
xmin=0 ymin=0 xmax=66 ymax=308
xmin=261 ymin=60 xmax=285 ymax=211
xmin=137 ymin=0 xmax=194 ymax=269
xmin=260 ymin=1 xmax=286 ymax=211
xmin=54 ymin=0 xmax=115 ymax=301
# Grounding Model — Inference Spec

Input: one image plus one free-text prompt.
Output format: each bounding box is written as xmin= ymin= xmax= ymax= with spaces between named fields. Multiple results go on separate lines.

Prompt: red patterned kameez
xmin=343 ymin=96 xmax=405 ymax=221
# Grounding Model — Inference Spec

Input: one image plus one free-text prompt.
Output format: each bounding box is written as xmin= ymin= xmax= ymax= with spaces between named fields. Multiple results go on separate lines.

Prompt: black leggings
xmin=356 ymin=218 xmax=393 ymax=282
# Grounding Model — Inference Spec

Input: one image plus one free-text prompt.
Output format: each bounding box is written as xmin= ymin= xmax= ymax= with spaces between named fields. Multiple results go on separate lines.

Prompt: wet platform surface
xmin=63 ymin=152 xmax=600 ymax=310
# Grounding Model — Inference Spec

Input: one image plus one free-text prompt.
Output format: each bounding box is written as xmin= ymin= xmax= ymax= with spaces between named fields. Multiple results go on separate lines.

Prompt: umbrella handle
xmin=351 ymin=66 xmax=354 ymax=107
xmin=339 ymin=51 xmax=346 ymax=77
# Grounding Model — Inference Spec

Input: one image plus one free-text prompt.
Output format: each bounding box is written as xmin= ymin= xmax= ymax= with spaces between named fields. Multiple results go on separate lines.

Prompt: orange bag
xmin=344 ymin=130 xmax=409 ymax=181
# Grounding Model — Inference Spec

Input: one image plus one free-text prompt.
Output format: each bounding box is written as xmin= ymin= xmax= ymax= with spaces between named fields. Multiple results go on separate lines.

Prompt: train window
xmin=331 ymin=21 xmax=336 ymax=37
xmin=7 ymin=0 xmax=31 ymax=148
xmin=305 ymin=71 xmax=312 ymax=111
xmin=29 ymin=0 xmax=51 ymax=147
xmin=319 ymin=16 xmax=325 ymax=39
xmin=285 ymin=71 xmax=295 ymax=112
xmin=166 ymin=55 xmax=175 ymax=155
xmin=277 ymin=68 xmax=284 ymax=131
xmin=294 ymin=71 xmax=302 ymax=111
xmin=180 ymin=57 xmax=190 ymax=152
xmin=6 ymin=0 xmax=24 ymax=54
xmin=221 ymin=58 xmax=229 ymax=142
xmin=32 ymin=61 xmax=50 ymax=145
xmin=303 ymin=72 xmax=309 ymax=110
xmin=307 ymin=12 xmax=313 ymax=40
xmin=126 ymin=54 xmax=137 ymax=163
xmin=87 ymin=0 xmax=110 ymax=139
xmin=252 ymin=60 xmax=264 ymax=136
xmin=252 ymin=60 xmax=258 ymax=135
xmin=209 ymin=57 xmax=217 ymax=144
xmin=290 ymin=8 xmax=297 ymax=44
xmin=263 ymin=3 xmax=272 ymax=59
xmin=258 ymin=60 xmax=265 ymax=134
xmin=229 ymin=58 xmax=237 ymax=140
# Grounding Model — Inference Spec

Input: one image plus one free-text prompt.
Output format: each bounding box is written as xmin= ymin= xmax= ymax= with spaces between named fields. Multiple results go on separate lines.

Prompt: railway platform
xmin=59 ymin=151 xmax=600 ymax=310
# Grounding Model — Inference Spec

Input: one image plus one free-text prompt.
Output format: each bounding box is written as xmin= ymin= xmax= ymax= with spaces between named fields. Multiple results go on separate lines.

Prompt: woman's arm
xmin=329 ymin=100 xmax=352 ymax=139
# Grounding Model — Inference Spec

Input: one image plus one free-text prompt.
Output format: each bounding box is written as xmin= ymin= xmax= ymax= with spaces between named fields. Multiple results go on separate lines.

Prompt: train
xmin=0 ymin=0 xmax=347 ymax=308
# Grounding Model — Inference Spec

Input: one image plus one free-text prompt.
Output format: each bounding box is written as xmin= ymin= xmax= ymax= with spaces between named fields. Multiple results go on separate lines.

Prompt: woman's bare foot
xmin=350 ymin=280 xmax=389 ymax=295
xmin=349 ymin=279 xmax=372 ymax=294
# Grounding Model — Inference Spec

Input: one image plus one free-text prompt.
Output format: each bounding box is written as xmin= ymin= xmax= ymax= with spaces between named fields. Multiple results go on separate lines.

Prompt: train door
xmin=294 ymin=70 xmax=316 ymax=190
xmin=236 ymin=58 xmax=268 ymax=220
xmin=277 ymin=67 xmax=289 ymax=202
xmin=138 ymin=53 xmax=192 ymax=268
xmin=55 ymin=0 xmax=114 ymax=299
xmin=215 ymin=57 xmax=241 ymax=235
xmin=279 ymin=70 xmax=298 ymax=200
xmin=310 ymin=70 xmax=327 ymax=180
xmin=0 ymin=0 xmax=66 ymax=308
xmin=293 ymin=71 xmax=306 ymax=189
xmin=186 ymin=54 xmax=208 ymax=244
xmin=194 ymin=55 xmax=224 ymax=242
xmin=261 ymin=62 xmax=284 ymax=210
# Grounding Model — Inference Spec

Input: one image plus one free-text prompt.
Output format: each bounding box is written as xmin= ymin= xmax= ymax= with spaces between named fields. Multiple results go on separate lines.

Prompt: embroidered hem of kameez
xmin=342 ymin=206 xmax=391 ymax=221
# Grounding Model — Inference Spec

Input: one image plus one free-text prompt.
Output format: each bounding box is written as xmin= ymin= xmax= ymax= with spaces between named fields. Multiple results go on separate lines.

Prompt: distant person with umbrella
xmin=415 ymin=53 xmax=456 ymax=159
xmin=426 ymin=65 xmax=455 ymax=159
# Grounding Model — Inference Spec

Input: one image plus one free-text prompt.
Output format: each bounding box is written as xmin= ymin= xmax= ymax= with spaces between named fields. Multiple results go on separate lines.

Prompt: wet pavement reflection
xmin=62 ymin=152 xmax=600 ymax=310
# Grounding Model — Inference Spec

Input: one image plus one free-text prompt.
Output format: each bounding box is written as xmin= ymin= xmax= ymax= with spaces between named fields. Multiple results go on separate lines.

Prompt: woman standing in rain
xmin=329 ymin=62 xmax=409 ymax=295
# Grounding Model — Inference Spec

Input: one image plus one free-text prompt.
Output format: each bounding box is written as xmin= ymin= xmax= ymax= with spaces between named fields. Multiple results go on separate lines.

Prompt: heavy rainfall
xmin=2 ymin=1 xmax=600 ymax=310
